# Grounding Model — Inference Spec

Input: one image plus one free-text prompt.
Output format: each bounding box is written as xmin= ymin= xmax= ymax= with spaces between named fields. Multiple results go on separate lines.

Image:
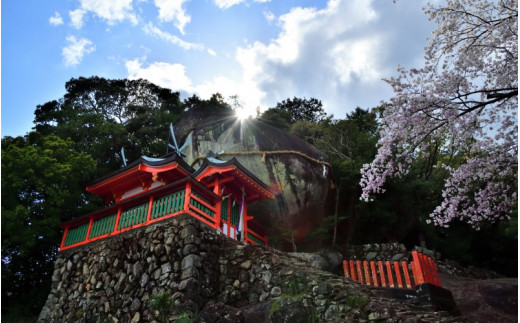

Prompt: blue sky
xmin=2 ymin=0 xmax=435 ymax=137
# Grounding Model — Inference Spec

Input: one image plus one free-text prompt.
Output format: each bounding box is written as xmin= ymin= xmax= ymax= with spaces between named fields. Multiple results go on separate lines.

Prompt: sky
xmin=2 ymin=0 xmax=435 ymax=137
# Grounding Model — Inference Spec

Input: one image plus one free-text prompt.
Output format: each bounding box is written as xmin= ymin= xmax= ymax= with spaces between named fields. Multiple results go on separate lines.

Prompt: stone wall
xmin=39 ymin=215 xmax=463 ymax=322
xmin=40 ymin=214 xmax=352 ymax=322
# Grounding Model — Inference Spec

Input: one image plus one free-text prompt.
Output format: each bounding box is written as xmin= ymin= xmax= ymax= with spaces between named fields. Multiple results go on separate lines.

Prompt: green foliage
xmin=2 ymin=133 xmax=98 ymax=318
xmin=258 ymin=108 xmax=292 ymax=131
xmin=346 ymin=295 xmax=367 ymax=308
xmin=274 ymin=97 xmax=327 ymax=123
xmin=287 ymin=275 xmax=307 ymax=295
xmin=149 ymin=292 xmax=174 ymax=323
xmin=34 ymin=77 xmax=185 ymax=174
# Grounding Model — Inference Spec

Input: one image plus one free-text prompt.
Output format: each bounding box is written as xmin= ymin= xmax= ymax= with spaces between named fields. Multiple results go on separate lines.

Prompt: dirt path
xmin=440 ymin=273 xmax=518 ymax=322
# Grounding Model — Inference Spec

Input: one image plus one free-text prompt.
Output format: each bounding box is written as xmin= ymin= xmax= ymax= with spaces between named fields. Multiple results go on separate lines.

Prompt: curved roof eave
xmin=192 ymin=157 xmax=273 ymax=196
xmin=88 ymin=152 xmax=195 ymax=187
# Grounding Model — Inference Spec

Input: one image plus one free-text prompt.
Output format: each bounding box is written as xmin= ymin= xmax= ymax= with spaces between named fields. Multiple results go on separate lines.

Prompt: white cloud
xmin=69 ymin=9 xmax=86 ymax=29
xmin=263 ymin=10 xmax=275 ymax=23
xmin=62 ymin=36 xmax=96 ymax=67
xmin=69 ymin=0 xmax=137 ymax=29
xmin=207 ymin=48 xmax=217 ymax=56
xmin=154 ymin=0 xmax=191 ymax=35
xmin=214 ymin=0 xmax=269 ymax=9
xmin=143 ymin=22 xmax=203 ymax=50
xmin=49 ymin=12 xmax=64 ymax=26
xmin=235 ymin=0 xmax=392 ymax=114
xmin=214 ymin=0 xmax=245 ymax=9
xmin=125 ymin=58 xmax=263 ymax=114
xmin=126 ymin=58 xmax=194 ymax=91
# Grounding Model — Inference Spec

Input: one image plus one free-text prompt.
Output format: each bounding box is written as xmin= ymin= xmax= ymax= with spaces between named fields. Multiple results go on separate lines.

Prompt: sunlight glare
xmin=235 ymin=107 xmax=253 ymax=121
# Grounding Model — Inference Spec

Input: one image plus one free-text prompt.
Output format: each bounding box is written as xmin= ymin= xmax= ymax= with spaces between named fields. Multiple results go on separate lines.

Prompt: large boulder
xmin=174 ymin=106 xmax=334 ymax=249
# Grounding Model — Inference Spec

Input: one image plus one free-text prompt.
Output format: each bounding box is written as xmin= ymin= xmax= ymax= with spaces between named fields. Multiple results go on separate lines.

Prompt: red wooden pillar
xmin=146 ymin=196 xmax=154 ymax=223
xmin=184 ymin=181 xmax=192 ymax=212
xmin=393 ymin=261 xmax=404 ymax=288
xmin=411 ymin=251 xmax=425 ymax=285
xmin=385 ymin=261 xmax=394 ymax=288
xmin=377 ymin=261 xmax=387 ymax=287
xmin=114 ymin=207 xmax=122 ymax=232
xmin=213 ymin=178 xmax=222 ymax=230
xmin=370 ymin=261 xmax=379 ymax=287
xmin=60 ymin=227 xmax=69 ymax=250
xmin=85 ymin=217 xmax=94 ymax=241
xmin=356 ymin=260 xmax=364 ymax=284
xmin=401 ymin=261 xmax=412 ymax=289
xmin=350 ymin=260 xmax=357 ymax=281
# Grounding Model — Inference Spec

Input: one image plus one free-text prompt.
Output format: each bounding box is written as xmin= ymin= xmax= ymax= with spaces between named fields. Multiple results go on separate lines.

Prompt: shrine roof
xmin=86 ymin=153 xmax=195 ymax=201
xmin=192 ymin=157 xmax=275 ymax=201
xmin=88 ymin=152 xmax=195 ymax=186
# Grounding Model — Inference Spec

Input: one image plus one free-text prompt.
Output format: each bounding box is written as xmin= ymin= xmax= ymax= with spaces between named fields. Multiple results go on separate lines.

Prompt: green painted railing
xmin=221 ymin=198 xmax=229 ymax=221
xmin=63 ymin=223 xmax=89 ymax=247
xmin=151 ymin=191 xmax=185 ymax=220
xmin=190 ymin=197 xmax=215 ymax=218
xmin=246 ymin=231 xmax=267 ymax=246
xmin=118 ymin=203 xmax=148 ymax=230
xmin=231 ymin=202 xmax=240 ymax=226
xmin=90 ymin=214 xmax=117 ymax=239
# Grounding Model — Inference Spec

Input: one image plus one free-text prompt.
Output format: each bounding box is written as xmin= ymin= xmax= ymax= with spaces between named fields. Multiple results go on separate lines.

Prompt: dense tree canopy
xmin=360 ymin=0 xmax=518 ymax=229
xmin=34 ymin=77 xmax=185 ymax=174
xmin=1 ymin=77 xmax=195 ymax=319
xmin=273 ymin=97 xmax=327 ymax=123
xmin=2 ymin=133 xmax=98 ymax=317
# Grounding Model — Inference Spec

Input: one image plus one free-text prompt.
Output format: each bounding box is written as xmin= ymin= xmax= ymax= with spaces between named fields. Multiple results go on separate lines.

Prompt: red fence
xmin=342 ymin=251 xmax=441 ymax=289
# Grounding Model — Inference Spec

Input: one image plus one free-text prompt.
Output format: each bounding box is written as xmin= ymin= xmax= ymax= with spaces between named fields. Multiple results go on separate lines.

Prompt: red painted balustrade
xmin=59 ymin=177 xmax=267 ymax=251
xmin=342 ymin=251 xmax=441 ymax=289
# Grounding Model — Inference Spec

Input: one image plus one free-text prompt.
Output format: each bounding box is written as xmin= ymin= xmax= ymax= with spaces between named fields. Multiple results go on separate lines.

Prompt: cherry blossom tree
xmin=360 ymin=0 xmax=517 ymax=229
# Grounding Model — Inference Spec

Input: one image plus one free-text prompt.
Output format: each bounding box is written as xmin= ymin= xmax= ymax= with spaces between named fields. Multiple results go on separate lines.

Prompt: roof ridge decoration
xmin=168 ymin=123 xmax=191 ymax=157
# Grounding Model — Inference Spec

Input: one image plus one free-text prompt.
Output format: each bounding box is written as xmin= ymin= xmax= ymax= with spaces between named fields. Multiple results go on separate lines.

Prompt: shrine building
xmin=59 ymin=152 xmax=274 ymax=251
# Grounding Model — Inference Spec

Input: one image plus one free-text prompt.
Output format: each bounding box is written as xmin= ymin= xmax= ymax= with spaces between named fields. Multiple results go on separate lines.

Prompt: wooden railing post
xmin=402 ymin=261 xmax=412 ymax=289
xmin=370 ymin=261 xmax=379 ymax=287
xmin=343 ymin=260 xmax=349 ymax=278
xmin=386 ymin=261 xmax=394 ymax=288
xmin=429 ymin=257 xmax=441 ymax=286
xmin=363 ymin=261 xmax=371 ymax=286
xmin=411 ymin=251 xmax=425 ymax=285
xmin=356 ymin=260 xmax=364 ymax=284
xmin=393 ymin=261 xmax=403 ymax=288
xmin=420 ymin=253 xmax=432 ymax=284
xmin=350 ymin=260 xmax=357 ymax=281
xmin=377 ymin=261 xmax=386 ymax=287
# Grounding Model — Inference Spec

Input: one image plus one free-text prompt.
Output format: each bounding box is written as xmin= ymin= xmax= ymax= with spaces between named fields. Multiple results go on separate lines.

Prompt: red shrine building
xmin=59 ymin=153 xmax=274 ymax=251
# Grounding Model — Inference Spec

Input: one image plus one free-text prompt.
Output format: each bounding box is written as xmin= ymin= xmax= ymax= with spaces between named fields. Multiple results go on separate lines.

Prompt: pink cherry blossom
xmin=361 ymin=0 xmax=517 ymax=228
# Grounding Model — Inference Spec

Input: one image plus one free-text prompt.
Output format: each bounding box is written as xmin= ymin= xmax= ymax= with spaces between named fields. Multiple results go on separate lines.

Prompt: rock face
xmin=174 ymin=106 xmax=333 ymax=248
xmin=38 ymin=214 xmax=466 ymax=322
